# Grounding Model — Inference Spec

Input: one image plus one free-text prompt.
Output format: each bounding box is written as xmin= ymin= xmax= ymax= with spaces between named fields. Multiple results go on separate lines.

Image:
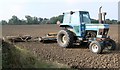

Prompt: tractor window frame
xmin=63 ymin=13 xmax=71 ymax=23
xmin=71 ymin=12 xmax=80 ymax=24
xmin=80 ymin=11 xmax=91 ymax=24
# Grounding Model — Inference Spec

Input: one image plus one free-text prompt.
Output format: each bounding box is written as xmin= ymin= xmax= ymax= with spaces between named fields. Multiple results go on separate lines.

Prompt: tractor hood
xmin=85 ymin=24 xmax=109 ymax=38
xmin=85 ymin=24 xmax=109 ymax=30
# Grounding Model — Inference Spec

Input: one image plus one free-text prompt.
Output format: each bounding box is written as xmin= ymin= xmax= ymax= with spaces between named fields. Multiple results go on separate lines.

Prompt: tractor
xmin=57 ymin=7 xmax=116 ymax=54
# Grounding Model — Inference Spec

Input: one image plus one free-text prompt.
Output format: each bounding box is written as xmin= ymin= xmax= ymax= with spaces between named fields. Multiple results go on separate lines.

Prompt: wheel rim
xmin=62 ymin=35 xmax=67 ymax=43
xmin=92 ymin=44 xmax=99 ymax=53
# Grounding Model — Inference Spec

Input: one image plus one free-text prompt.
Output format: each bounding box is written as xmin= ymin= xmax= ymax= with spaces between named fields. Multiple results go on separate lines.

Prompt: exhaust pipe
xmin=102 ymin=12 xmax=107 ymax=24
xmin=98 ymin=6 xmax=102 ymax=23
xmin=98 ymin=6 xmax=107 ymax=24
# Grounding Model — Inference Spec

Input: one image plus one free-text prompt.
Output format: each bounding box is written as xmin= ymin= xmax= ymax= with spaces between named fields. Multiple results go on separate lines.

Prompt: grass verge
xmin=2 ymin=41 xmax=69 ymax=68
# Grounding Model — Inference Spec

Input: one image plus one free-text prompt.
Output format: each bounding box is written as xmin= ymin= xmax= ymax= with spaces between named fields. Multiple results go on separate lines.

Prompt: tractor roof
xmin=63 ymin=11 xmax=89 ymax=14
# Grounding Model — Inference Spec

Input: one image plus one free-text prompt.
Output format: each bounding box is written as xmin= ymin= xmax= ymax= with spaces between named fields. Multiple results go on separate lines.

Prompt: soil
xmin=2 ymin=24 xmax=120 ymax=68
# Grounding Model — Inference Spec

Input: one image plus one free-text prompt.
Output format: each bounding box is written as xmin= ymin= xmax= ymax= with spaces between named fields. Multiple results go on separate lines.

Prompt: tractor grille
xmin=99 ymin=28 xmax=109 ymax=38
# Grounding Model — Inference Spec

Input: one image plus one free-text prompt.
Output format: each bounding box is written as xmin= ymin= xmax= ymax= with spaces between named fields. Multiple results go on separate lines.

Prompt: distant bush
xmin=117 ymin=21 xmax=120 ymax=24
xmin=0 ymin=15 xmax=118 ymax=25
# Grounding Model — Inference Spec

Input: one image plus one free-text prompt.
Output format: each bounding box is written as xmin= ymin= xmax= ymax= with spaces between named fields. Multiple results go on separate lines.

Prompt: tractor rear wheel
xmin=89 ymin=41 xmax=103 ymax=54
xmin=57 ymin=30 xmax=74 ymax=48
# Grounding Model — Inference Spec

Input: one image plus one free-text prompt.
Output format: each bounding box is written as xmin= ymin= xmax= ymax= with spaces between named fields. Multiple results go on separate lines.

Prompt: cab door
xmin=80 ymin=11 xmax=91 ymax=37
xmin=71 ymin=11 xmax=81 ymax=36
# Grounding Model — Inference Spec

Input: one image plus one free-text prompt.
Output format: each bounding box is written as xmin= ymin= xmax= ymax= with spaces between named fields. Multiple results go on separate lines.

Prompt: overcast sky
xmin=0 ymin=0 xmax=119 ymax=21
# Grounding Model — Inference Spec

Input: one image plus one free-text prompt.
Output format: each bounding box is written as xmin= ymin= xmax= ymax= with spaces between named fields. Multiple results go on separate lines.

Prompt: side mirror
xmin=70 ymin=11 xmax=75 ymax=15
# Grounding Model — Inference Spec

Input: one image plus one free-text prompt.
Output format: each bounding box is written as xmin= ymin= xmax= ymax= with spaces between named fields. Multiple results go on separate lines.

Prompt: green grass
xmin=2 ymin=41 xmax=69 ymax=68
xmin=0 ymin=45 xmax=2 ymax=69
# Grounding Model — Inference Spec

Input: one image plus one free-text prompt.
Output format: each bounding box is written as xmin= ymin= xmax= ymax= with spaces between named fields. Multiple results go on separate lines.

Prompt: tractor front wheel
xmin=57 ymin=30 xmax=74 ymax=48
xmin=105 ymin=39 xmax=116 ymax=51
xmin=89 ymin=41 xmax=103 ymax=54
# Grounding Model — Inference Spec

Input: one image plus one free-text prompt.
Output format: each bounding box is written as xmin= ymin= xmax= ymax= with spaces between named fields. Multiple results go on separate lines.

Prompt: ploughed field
xmin=2 ymin=24 xmax=120 ymax=68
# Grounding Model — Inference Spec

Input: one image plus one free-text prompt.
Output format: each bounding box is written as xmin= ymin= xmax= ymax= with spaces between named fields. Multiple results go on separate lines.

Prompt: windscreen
xmin=80 ymin=12 xmax=91 ymax=23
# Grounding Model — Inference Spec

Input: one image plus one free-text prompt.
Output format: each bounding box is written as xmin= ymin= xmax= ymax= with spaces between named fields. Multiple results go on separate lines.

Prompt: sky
xmin=118 ymin=1 xmax=120 ymax=21
xmin=0 ymin=0 xmax=119 ymax=21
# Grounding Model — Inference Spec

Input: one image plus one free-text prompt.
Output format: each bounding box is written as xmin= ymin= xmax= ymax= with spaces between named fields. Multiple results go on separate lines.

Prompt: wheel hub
xmin=106 ymin=42 xmax=112 ymax=49
xmin=62 ymin=35 xmax=67 ymax=43
xmin=92 ymin=44 xmax=99 ymax=53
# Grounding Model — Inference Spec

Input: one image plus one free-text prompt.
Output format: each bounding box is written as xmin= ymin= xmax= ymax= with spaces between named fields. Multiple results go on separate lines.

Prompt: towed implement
xmin=39 ymin=33 xmax=57 ymax=43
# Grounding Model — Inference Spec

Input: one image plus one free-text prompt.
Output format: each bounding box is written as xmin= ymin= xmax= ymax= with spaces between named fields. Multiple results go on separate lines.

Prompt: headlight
xmin=104 ymin=31 xmax=108 ymax=35
xmin=103 ymin=28 xmax=109 ymax=35
xmin=99 ymin=29 xmax=104 ymax=35
xmin=99 ymin=28 xmax=109 ymax=35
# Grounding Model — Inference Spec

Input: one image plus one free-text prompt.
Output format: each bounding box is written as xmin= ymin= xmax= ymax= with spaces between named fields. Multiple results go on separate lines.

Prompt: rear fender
xmin=59 ymin=25 xmax=77 ymax=36
xmin=60 ymin=25 xmax=72 ymax=28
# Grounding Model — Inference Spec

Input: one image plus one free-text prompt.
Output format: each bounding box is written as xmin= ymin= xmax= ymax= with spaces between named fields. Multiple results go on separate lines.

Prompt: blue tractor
xmin=57 ymin=7 xmax=116 ymax=54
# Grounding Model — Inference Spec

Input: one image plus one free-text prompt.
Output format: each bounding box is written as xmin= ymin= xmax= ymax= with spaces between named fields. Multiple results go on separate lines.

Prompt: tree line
xmin=0 ymin=15 xmax=63 ymax=25
xmin=0 ymin=15 xmax=119 ymax=25
xmin=91 ymin=19 xmax=119 ymax=24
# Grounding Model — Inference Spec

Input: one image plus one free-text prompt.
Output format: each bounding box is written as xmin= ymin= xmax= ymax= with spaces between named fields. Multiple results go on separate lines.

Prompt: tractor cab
xmin=62 ymin=11 xmax=91 ymax=24
xmin=60 ymin=10 xmax=109 ymax=39
xmin=60 ymin=11 xmax=91 ymax=37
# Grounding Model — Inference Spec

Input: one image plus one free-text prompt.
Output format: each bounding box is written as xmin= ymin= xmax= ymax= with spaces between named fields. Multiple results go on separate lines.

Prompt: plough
xmin=39 ymin=33 xmax=57 ymax=43
xmin=3 ymin=35 xmax=32 ymax=42
xmin=3 ymin=33 xmax=57 ymax=43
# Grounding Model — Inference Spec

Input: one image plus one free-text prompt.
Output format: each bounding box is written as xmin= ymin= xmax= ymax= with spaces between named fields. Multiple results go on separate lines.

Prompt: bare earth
xmin=2 ymin=24 xmax=120 ymax=68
